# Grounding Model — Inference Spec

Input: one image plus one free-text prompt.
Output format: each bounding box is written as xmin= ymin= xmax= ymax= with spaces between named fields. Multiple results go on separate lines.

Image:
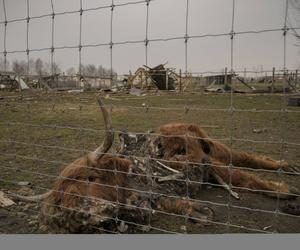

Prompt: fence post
xmin=166 ymin=68 xmax=169 ymax=90
xmin=140 ymin=70 xmax=143 ymax=89
xmin=272 ymin=67 xmax=275 ymax=93
xmin=179 ymin=69 xmax=182 ymax=93
xmin=224 ymin=67 xmax=228 ymax=86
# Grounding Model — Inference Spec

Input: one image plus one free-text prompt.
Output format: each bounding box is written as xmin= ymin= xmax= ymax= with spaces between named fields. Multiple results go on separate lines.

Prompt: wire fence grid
xmin=0 ymin=0 xmax=300 ymax=234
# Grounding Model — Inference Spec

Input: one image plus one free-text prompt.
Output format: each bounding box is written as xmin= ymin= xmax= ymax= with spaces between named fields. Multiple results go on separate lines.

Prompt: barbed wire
xmin=1 ymin=161 xmax=299 ymax=234
xmin=1 ymin=120 xmax=300 ymax=148
xmin=1 ymin=160 xmax=299 ymax=222
xmin=0 ymin=0 xmax=299 ymax=234
xmin=2 ymin=101 xmax=300 ymax=115
xmin=1 ymin=68 xmax=299 ymax=79
xmin=0 ymin=175 xmax=286 ymax=234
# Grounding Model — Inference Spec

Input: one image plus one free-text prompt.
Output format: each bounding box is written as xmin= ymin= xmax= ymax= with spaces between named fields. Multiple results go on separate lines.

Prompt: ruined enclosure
xmin=0 ymin=0 xmax=300 ymax=234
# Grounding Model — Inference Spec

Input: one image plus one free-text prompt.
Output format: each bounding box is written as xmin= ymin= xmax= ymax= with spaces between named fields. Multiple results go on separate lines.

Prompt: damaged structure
xmin=128 ymin=64 xmax=176 ymax=90
xmin=0 ymin=71 xmax=30 ymax=91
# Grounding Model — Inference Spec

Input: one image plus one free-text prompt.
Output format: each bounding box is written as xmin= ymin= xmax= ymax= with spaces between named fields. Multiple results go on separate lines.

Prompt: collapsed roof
xmin=130 ymin=64 xmax=176 ymax=90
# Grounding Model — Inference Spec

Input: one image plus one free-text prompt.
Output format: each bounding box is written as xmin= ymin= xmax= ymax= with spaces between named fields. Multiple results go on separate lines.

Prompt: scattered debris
xmin=104 ymin=94 xmax=121 ymax=101
xmin=17 ymin=181 xmax=31 ymax=186
xmin=0 ymin=191 xmax=16 ymax=207
xmin=16 ymin=212 xmax=27 ymax=218
xmin=253 ymin=87 xmax=291 ymax=94
xmin=15 ymin=75 xmax=30 ymax=90
xmin=101 ymin=87 xmax=118 ymax=93
xmin=205 ymin=84 xmax=246 ymax=94
xmin=117 ymin=221 xmax=129 ymax=233
xmin=236 ymin=76 xmax=256 ymax=91
xmin=204 ymin=87 xmax=225 ymax=93
xmin=111 ymin=87 xmax=118 ymax=93
xmin=156 ymin=160 xmax=180 ymax=174
xmin=211 ymin=170 xmax=240 ymax=200
xmin=280 ymin=202 xmax=300 ymax=216
xmin=0 ymin=71 xmax=30 ymax=91
xmin=17 ymin=186 xmax=35 ymax=196
xmin=128 ymin=64 xmax=176 ymax=90
xmin=0 ymin=208 xmax=9 ymax=218
xmin=28 ymin=220 xmax=39 ymax=225
xmin=288 ymin=95 xmax=300 ymax=107
xmin=263 ymin=225 xmax=272 ymax=231
xmin=140 ymin=225 xmax=151 ymax=232
xmin=180 ymin=225 xmax=187 ymax=231
xmin=67 ymin=89 xmax=84 ymax=93
xmin=252 ymin=128 xmax=268 ymax=134
xmin=118 ymin=131 xmax=240 ymax=200
xmin=129 ymin=87 xmax=146 ymax=96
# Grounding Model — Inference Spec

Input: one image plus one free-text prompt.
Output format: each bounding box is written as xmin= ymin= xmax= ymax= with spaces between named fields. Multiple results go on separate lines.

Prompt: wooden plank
xmin=0 ymin=191 xmax=15 ymax=207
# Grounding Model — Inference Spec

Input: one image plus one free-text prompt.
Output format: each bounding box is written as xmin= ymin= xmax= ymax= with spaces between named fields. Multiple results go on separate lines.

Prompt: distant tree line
xmin=75 ymin=64 xmax=117 ymax=78
xmin=0 ymin=57 xmax=117 ymax=78
xmin=0 ymin=58 xmax=61 ymax=76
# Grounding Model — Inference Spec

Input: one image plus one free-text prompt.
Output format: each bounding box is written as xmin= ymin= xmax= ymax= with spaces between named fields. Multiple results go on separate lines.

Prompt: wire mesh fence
xmin=0 ymin=0 xmax=300 ymax=234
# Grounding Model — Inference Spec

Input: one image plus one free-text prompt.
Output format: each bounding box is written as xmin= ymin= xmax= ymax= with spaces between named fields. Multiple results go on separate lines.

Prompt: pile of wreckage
xmin=127 ymin=64 xmax=177 ymax=91
xmin=0 ymin=71 xmax=30 ymax=91
xmin=2 ymin=65 xmax=299 ymax=95
xmin=204 ymin=73 xmax=299 ymax=94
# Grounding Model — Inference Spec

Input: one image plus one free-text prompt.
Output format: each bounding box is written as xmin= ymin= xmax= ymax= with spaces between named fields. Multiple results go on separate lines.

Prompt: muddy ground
xmin=0 ymin=91 xmax=299 ymax=233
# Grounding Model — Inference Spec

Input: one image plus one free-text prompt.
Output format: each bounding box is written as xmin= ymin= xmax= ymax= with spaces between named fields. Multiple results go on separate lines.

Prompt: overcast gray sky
xmin=0 ymin=0 xmax=299 ymax=75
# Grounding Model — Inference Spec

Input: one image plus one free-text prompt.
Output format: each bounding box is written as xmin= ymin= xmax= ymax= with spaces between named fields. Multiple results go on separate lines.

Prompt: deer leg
xmin=212 ymin=163 xmax=299 ymax=199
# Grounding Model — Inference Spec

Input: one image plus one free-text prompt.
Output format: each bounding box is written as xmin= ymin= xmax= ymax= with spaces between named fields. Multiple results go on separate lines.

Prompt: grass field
xmin=0 ymin=90 xmax=299 ymax=233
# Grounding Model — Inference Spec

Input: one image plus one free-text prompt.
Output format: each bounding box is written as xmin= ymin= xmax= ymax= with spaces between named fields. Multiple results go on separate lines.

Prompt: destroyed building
xmin=0 ymin=71 xmax=30 ymax=91
xmin=128 ymin=64 xmax=176 ymax=90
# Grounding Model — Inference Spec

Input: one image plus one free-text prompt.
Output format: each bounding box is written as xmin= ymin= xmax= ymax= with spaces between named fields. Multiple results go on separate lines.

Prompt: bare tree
xmin=35 ymin=58 xmax=44 ymax=76
xmin=44 ymin=62 xmax=61 ymax=75
xmin=12 ymin=60 xmax=27 ymax=75
xmin=52 ymin=62 xmax=61 ymax=75
xmin=78 ymin=64 xmax=117 ymax=78
xmin=66 ymin=67 xmax=76 ymax=76
xmin=0 ymin=57 xmax=8 ymax=71
xmin=0 ymin=58 xmax=10 ymax=72
xmin=79 ymin=64 xmax=86 ymax=76
xmin=28 ymin=59 xmax=36 ymax=75
xmin=84 ymin=64 xmax=97 ymax=77
xmin=97 ymin=65 xmax=104 ymax=77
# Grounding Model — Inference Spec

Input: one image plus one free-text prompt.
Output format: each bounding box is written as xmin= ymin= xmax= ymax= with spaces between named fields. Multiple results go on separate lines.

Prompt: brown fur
xmin=38 ymin=122 xmax=297 ymax=232
xmin=41 ymin=152 xmax=208 ymax=231
xmin=44 ymin=155 xmax=132 ymax=209
xmin=159 ymin=123 xmax=298 ymax=199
